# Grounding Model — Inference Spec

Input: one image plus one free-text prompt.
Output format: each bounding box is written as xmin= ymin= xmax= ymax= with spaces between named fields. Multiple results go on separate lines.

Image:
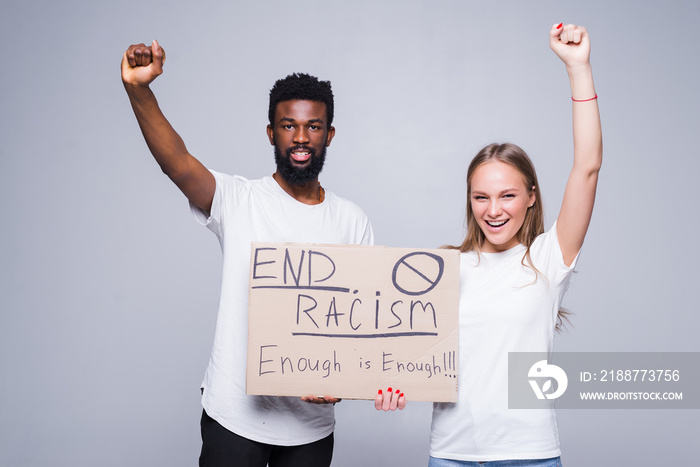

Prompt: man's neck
xmin=272 ymin=172 xmax=324 ymax=205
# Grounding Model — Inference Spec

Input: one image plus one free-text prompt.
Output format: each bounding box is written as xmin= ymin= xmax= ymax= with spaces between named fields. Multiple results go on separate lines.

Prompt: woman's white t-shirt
xmin=430 ymin=223 xmax=577 ymax=461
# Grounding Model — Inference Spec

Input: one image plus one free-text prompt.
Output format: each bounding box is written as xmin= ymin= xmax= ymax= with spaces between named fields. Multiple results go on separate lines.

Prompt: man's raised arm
xmin=122 ymin=40 xmax=215 ymax=214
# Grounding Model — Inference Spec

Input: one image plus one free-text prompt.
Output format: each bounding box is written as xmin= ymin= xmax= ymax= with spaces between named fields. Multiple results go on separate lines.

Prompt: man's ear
xmin=266 ymin=124 xmax=275 ymax=145
xmin=325 ymin=126 xmax=335 ymax=147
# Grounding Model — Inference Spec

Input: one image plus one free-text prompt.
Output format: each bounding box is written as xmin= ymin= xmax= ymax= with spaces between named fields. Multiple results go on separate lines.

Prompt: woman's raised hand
xmin=550 ymin=23 xmax=591 ymax=69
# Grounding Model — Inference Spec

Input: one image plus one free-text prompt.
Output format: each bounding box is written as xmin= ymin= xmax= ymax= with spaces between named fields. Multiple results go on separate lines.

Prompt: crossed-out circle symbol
xmin=391 ymin=252 xmax=445 ymax=296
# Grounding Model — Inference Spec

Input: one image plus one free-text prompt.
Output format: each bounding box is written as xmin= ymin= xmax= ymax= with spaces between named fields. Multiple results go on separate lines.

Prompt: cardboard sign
xmin=246 ymin=243 xmax=460 ymax=402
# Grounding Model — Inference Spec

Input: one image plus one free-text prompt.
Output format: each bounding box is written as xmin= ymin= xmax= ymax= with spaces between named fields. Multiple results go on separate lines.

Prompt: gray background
xmin=2 ymin=0 xmax=698 ymax=465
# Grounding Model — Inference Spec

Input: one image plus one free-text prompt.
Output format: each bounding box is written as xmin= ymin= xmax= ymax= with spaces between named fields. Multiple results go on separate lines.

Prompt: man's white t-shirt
xmin=191 ymin=171 xmax=374 ymax=445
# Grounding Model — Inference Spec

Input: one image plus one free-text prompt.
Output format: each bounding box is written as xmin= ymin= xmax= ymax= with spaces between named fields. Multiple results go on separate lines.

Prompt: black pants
xmin=199 ymin=410 xmax=334 ymax=467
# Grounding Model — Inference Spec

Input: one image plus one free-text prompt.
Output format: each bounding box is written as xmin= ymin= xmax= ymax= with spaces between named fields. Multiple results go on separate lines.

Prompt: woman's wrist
xmin=565 ymin=62 xmax=592 ymax=77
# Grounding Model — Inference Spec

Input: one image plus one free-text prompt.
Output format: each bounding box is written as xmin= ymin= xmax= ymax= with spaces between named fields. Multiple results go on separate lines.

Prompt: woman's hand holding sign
xmin=375 ymin=387 xmax=406 ymax=411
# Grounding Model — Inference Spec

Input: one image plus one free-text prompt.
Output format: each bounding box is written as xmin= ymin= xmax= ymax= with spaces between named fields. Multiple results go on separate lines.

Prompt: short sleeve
xmin=189 ymin=170 xmax=224 ymax=238
xmin=530 ymin=221 xmax=581 ymax=285
xmin=189 ymin=171 xmax=252 ymax=239
xmin=361 ymin=219 xmax=375 ymax=245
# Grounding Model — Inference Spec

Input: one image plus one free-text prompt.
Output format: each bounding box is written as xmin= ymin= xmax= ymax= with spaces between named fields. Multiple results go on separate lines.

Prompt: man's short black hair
xmin=268 ymin=73 xmax=334 ymax=126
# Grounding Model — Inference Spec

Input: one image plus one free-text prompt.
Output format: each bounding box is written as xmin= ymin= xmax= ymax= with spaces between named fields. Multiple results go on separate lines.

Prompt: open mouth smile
xmin=289 ymin=146 xmax=313 ymax=163
xmin=485 ymin=219 xmax=509 ymax=228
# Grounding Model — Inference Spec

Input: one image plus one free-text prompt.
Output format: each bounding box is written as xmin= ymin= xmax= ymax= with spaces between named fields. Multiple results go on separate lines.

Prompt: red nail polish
xmin=400 ymin=393 xmax=404 ymax=398
xmin=395 ymin=389 xmax=400 ymax=393
xmin=388 ymin=387 xmax=392 ymax=392
xmin=557 ymin=23 xmax=563 ymax=29
xmin=378 ymin=389 xmax=382 ymax=395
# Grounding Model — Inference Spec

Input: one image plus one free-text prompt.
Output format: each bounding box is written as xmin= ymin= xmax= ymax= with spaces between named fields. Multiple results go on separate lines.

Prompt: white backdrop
xmin=1 ymin=0 xmax=699 ymax=465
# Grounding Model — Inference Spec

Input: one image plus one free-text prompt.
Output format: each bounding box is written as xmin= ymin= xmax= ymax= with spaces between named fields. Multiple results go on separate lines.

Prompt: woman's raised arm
xmin=550 ymin=24 xmax=603 ymax=266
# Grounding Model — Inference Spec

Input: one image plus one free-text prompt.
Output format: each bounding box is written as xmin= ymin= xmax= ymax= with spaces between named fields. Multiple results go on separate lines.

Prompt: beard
xmin=274 ymin=143 xmax=327 ymax=186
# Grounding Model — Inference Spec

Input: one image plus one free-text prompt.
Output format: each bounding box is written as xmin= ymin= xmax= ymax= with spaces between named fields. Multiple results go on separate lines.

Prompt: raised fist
xmin=121 ymin=40 xmax=166 ymax=87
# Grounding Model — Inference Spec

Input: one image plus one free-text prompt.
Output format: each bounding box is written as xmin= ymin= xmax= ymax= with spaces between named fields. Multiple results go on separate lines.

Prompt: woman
xmin=377 ymin=23 xmax=602 ymax=466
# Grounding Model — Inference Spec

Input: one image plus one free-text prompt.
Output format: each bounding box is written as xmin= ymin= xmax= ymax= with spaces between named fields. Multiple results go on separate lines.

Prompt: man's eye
xmin=309 ymin=125 xmax=320 ymax=130
xmin=283 ymin=124 xmax=294 ymax=130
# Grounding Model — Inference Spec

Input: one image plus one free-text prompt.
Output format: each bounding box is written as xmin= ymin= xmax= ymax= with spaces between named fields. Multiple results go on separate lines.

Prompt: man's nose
xmin=293 ymin=127 xmax=309 ymax=144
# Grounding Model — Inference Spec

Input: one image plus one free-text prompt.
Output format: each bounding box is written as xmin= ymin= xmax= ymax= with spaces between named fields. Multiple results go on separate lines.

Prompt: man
xmin=122 ymin=40 xmax=374 ymax=467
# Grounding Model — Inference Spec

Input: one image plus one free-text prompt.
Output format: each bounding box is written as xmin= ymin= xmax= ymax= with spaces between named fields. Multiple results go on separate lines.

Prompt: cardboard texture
xmin=246 ymin=243 xmax=460 ymax=402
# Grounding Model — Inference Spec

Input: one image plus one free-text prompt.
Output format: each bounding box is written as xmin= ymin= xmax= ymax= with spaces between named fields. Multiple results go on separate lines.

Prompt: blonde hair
xmin=449 ymin=143 xmax=570 ymax=331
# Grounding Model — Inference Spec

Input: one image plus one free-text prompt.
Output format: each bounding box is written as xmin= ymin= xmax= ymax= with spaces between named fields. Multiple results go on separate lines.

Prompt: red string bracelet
xmin=572 ymin=94 xmax=598 ymax=102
